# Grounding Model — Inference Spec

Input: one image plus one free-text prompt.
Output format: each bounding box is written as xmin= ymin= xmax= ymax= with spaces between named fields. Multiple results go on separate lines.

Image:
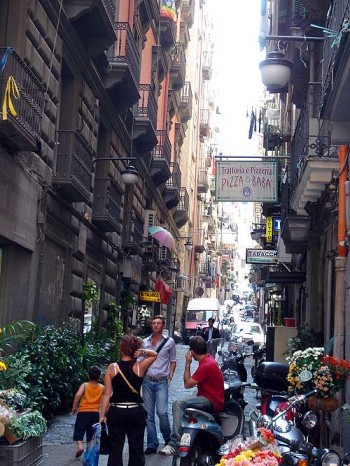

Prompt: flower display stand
xmin=307 ymin=395 xmax=339 ymax=413
xmin=0 ymin=435 xmax=43 ymax=465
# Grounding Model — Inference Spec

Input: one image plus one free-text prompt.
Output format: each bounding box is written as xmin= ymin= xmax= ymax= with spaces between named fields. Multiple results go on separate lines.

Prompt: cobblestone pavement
xmin=43 ymin=343 xmax=259 ymax=465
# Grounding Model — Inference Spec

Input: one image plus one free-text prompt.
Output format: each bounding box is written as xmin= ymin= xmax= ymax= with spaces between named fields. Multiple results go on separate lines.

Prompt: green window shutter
xmin=279 ymin=0 xmax=288 ymax=18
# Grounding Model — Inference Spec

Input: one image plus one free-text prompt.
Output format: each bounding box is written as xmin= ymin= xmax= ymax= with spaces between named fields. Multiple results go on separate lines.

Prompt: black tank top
xmin=110 ymin=360 xmax=143 ymax=404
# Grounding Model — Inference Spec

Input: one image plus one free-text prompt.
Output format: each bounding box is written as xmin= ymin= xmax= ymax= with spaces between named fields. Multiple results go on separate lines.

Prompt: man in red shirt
xmin=159 ymin=336 xmax=224 ymax=456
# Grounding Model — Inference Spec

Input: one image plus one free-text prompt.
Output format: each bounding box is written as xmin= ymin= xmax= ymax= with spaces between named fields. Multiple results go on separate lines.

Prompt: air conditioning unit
xmin=175 ymin=276 xmax=186 ymax=292
xmin=144 ymin=210 xmax=157 ymax=237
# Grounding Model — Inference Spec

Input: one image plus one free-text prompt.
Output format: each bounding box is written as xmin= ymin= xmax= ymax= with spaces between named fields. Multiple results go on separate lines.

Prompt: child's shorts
xmin=73 ymin=412 xmax=99 ymax=442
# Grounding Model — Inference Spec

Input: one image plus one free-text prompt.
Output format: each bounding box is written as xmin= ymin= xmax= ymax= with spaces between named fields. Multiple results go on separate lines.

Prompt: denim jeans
xmin=169 ymin=396 xmax=212 ymax=447
xmin=142 ymin=379 xmax=171 ymax=449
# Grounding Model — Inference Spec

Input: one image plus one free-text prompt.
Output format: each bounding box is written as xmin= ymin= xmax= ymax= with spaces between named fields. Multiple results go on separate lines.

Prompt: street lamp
xmin=259 ymin=34 xmax=324 ymax=91
xmin=92 ymin=157 xmax=139 ymax=184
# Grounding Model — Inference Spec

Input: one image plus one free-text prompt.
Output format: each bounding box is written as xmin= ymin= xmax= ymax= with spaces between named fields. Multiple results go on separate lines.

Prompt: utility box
xmin=266 ymin=326 xmax=297 ymax=363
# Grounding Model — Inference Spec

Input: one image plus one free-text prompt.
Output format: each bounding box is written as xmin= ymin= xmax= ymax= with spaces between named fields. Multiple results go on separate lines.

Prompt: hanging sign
xmin=266 ymin=217 xmax=273 ymax=243
xmin=215 ymin=160 xmax=278 ymax=202
xmin=246 ymin=248 xmax=278 ymax=264
xmin=140 ymin=291 xmax=161 ymax=302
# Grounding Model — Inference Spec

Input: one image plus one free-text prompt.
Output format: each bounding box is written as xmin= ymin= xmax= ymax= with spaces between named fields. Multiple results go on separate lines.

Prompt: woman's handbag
xmin=100 ymin=422 xmax=111 ymax=455
xmin=83 ymin=423 xmax=100 ymax=466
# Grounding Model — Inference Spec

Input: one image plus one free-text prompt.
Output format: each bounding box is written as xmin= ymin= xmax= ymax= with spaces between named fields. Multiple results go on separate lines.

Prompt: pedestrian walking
xmin=71 ymin=365 xmax=104 ymax=458
xmin=100 ymin=334 xmax=157 ymax=466
xmin=142 ymin=315 xmax=177 ymax=455
xmin=159 ymin=335 xmax=224 ymax=456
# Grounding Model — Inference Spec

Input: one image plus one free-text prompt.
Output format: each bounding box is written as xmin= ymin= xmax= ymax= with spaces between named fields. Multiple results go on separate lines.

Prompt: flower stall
xmin=286 ymin=347 xmax=350 ymax=411
xmin=217 ymin=428 xmax=282 ymax=466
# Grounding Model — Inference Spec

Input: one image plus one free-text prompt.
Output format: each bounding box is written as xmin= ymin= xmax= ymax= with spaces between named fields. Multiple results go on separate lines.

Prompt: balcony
xmin=164 ymin=162 xmax=181 ymax=209
xmin=142 ymin=238 xmax=160 ymax=272
xmin=290 ymin=85 xmax=338 ymax=214
xmin=92 ymin=176 xmax=122 ymax=232
xmin=121 ymin=255 xmax=143 ymax=284
xmin=197 ymin=167 xmax=209 ymax=193
xmin=64 ymin=0 xmax=116 ymax=56
xmin=150 ymin=130 xmax=171 ymax=186
xmin=321 ymin=0 xmax=350 ymax=126
xmin=0 ymin=48 xmax=44 ymax=153
xmin=139 ymin=0 xmax=160 ymax=33
xmin=54 ymin=130 xmax=94 ymax=202
xmin=133 ymin=84 xmax=158 ymax=152
xmin=179 ymin=82 xmax=193 ymax=122
xmin=281 ymin=215 xmax=309 ymax=254
xmin=202 ymin=51 xmax=213 ymax=80
xmin=181 ymin=0 xmax=195 ymax=26
xmin=173 ymin=187 xmax=189 ymax=228
xmin=104 ymin=23 xmax=140 ymax=111
xmin=199 ymin=109 xmax=210 ymax=140
xmin=159 ymin=12 xmax=177 ymax=50
xmin=170 ymin=43 xmax=186 ymax=90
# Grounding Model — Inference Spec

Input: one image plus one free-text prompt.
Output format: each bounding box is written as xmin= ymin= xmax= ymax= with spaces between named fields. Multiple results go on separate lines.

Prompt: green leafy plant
xmin=10 ymin=410 xmax=47 ymax=439
xmin=0 ymin=322 xmax=111 ymax=418
xmin=0 ymin=321 xmax=35 ymax=356
xmin=105 ymin=301 xmax=123 ymax=361
xmin=82 ymin=279 xmax=99 ymax=306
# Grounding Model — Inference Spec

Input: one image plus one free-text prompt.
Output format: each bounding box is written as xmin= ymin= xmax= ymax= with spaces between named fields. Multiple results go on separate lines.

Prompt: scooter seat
xmin=186 ymin=402 xmax=215 ymax=413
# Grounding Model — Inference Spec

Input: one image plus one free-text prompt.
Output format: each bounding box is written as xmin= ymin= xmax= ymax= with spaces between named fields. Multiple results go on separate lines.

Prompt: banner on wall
xmin=160 ymin=0 xmax=177 ymax=22
xmin=215 ymin=160 xmax=278 ymax=202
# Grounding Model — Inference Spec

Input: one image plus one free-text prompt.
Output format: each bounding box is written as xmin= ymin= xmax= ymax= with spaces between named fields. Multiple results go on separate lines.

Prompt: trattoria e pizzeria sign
xmin=215 ymin=160 xmax=278 ymax=202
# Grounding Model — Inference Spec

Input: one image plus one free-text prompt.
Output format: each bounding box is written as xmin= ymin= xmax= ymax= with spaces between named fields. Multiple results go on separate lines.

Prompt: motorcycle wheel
xmin=174 ymin=445 xmax=217 ymax=466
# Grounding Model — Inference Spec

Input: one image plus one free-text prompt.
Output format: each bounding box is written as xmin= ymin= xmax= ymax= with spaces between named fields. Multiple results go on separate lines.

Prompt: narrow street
xmin=43 ymin=342 xmax=257 ymax=465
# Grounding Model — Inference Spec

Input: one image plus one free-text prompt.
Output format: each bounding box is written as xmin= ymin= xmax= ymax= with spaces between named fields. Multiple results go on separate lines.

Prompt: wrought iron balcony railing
xmin=109 ymin=22 xmax=141 ymax=86
xmin=290 ymin=84 xmax=334 ymax=195
xmin=54 ymin=130 xmax=94 ymax=201
xmin=322 ymin=0 xmax=350 ymax=100
xmin=0 ymin=47 xmax=44 ymax=151
xmin=166 ymin=161 xmax=181 ymax=191
xmin=153 ymin=129 xmax=172 ymax=165
xmin=136 ymin=84 xmax=157 ymax=130
xmin=102 ymin=0 xmax=117 ymax=23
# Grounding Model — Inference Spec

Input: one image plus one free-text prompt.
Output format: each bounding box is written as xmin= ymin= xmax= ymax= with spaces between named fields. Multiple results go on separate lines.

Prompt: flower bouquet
xmin=217 ymin=428 xmax=282 ymax=466
xmin=287 ymin=347 xmax=350 ymax=398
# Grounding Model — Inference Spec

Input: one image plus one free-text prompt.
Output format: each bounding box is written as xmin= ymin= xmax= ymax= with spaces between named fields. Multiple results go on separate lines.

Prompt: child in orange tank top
xmin=72 ymin=365 xmax=104 ymax=458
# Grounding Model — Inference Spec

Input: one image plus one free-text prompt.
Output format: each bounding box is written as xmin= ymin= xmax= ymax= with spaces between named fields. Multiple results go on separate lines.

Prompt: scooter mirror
xmin=298 ymin=370 xmax=312 ymax=382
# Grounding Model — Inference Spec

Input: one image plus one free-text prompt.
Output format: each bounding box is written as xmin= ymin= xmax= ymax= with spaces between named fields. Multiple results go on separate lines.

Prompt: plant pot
xmin=307 ymin=395 xmax=339 ymax=412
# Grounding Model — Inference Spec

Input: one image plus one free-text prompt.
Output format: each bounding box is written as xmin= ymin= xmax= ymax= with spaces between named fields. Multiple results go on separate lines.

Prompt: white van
xmin=184 ymin=298 xmax=220 ymax=343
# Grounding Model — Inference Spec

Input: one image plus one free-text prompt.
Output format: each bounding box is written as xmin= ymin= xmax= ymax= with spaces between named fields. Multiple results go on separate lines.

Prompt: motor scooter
xmin=218 ymin=340 xmax=254 ymax=408
xmin=174 ymin=397 xmax=244 ymax=465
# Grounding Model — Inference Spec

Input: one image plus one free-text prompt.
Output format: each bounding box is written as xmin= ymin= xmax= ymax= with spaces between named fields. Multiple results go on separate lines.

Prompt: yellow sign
xmin=266 ymin=217 xmax=273 ymax=243
xmin=140 ymin=291 xmax=161 ymax=302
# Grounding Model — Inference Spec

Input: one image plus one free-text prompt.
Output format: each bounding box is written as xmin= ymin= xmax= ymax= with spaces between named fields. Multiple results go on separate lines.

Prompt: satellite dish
xmin=195 ymin=287 xmax=204 ymax=297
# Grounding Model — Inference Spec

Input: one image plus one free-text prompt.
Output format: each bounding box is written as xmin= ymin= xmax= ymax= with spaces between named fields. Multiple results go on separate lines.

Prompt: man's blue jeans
xmin=169 ymin=396 xmax=212 ymax=447
xmin=142 ymin=379 xmax=171 ymax=449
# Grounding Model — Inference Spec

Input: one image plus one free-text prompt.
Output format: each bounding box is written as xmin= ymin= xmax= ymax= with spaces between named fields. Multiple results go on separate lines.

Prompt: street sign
xmin=139 ymin=291 xmax=161 ymax=302
xmin=215 ymin=160 xmax=278 ymax=202
xmin=246 ymin=248 xmax=278 ymax=264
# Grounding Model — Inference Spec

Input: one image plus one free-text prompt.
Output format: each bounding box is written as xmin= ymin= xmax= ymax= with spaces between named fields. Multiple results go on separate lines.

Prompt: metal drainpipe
xmin=332 ymin=145 xmax=348 ymax=450
xmin=334 ymin=145 xmax=348 ymax=361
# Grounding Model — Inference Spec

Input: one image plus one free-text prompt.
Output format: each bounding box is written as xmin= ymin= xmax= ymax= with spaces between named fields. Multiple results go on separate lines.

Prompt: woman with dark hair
xmin=100 ymin=334 xmax=157 ymax=465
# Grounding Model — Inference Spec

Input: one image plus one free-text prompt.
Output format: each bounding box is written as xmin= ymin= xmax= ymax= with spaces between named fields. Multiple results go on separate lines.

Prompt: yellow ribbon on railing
xmin=2 ymin=75 xmax=19 ymax=120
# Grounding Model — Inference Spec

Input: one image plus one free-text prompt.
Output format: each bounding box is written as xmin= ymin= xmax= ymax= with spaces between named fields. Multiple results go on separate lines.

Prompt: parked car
xmin=230 ymin=322 xmax=265 ymax=350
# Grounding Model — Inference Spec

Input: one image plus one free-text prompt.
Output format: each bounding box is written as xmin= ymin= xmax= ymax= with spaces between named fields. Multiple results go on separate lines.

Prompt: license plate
xmin=180 ymin=433 xmax=191 ymax=446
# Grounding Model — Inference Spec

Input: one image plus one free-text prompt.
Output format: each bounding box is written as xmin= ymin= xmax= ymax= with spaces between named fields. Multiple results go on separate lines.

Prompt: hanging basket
xmin=307 ymin=395 xmax=339 ymax=413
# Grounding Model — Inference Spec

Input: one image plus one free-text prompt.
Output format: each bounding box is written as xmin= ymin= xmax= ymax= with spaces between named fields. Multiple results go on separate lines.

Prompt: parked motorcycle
xmin=219 ymin=340 xmax=254 ymax=407
xmin=174 ymin=397 xmax=244 ymax=465
xmin=250 ymin=345 xmax=266 ymax=379
xmin=250 ymin=386 xmax=344 ymax=466
xmin=253 ymin=361 xmax=290 ymax=416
